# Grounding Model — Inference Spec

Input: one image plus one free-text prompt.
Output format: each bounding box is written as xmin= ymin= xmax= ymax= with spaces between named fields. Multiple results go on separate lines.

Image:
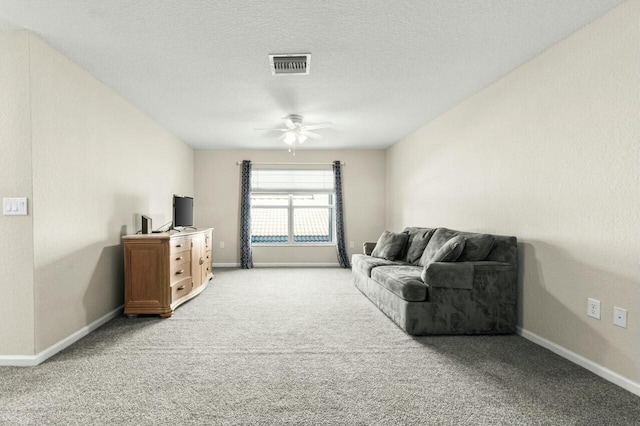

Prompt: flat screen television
xmin=173 ymin=195 xmax=194 ymax=227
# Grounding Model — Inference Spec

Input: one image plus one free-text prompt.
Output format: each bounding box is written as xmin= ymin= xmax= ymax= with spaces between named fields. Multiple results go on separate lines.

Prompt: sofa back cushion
xmin=420 ymin=228 xmax=496 ymax=265
xmin=371 ymin=230 xmax=408 ymax=261
xmin=457 ymin=233 xmax=495 ymax=262
xmin=401 ymin=227 xmax=435 ymax=264
xmin=485 ymin=235 xmax=518 ymax=264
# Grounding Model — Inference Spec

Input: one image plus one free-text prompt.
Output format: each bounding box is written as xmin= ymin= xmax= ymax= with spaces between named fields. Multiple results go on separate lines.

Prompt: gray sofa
xmin=352 ymin=227 xmax=517 ymax=335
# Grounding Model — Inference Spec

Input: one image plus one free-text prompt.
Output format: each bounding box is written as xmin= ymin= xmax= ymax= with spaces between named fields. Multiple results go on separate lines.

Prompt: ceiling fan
xmin=255 ymin=114 xmax=332 ymax=153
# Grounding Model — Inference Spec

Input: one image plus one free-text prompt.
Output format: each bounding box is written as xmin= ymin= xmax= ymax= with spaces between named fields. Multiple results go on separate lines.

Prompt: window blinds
xmin=251 ymin=169 xmax=334 ymax=193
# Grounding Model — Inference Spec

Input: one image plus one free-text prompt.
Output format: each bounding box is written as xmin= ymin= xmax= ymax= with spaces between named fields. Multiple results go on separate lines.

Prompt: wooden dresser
xmin=123 ymin=228 xmax=213 ymax=318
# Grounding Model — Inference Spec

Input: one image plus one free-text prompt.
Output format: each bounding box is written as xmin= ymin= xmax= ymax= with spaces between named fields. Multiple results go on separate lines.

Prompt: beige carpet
xmin=1 ymin=268 xmax=638 ymax=425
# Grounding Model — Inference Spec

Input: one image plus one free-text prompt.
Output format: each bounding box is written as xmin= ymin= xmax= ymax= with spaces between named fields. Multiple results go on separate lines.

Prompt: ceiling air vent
xmin=269 ymin=53 xmax=311 ymax=76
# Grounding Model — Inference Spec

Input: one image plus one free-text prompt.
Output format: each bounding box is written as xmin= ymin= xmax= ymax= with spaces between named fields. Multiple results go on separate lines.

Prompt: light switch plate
xmin=2 ymin=197 xmax=28 ymax=216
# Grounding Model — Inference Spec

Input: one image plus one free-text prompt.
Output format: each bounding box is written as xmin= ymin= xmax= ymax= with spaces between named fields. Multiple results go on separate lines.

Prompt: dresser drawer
xmin=204 ymin=250 xmax=213 ymax=277
xmin=170 ymin=264 xmax=191 ymax=285
xmin=171 ymin=277 xmax=192 ymax=302
xmin=171 ymin=252 xmax=190 ymax=271
xmin=170 ymin=238 xmax=189 ymax=254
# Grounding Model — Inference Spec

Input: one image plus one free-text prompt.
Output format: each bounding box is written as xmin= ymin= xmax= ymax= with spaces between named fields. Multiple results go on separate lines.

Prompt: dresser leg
xmin=125 ymin=314 xmax=138 ymax=319
xmin=159 ymin=312 xmax=172 ymax=318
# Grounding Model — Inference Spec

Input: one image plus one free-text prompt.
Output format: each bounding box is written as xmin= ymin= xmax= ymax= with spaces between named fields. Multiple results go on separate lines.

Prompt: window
xmin=250 ymin=169 xmax=334 ymax=245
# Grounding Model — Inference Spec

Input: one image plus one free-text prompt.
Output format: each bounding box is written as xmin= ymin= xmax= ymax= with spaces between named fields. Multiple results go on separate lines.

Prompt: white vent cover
xmin=269 ymin=53 xmax=311 ymax=75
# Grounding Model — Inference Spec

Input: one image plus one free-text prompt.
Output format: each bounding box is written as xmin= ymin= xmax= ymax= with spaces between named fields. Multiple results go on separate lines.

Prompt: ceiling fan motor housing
xmin=285 ymin=114 xmax=304 ymax=126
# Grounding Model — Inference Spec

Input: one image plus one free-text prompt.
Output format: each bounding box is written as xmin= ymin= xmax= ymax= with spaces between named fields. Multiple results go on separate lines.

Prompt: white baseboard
xmin=214 ymin=263 xmax=340 ymax=268
xmin=255 ymin=263 xmax=340 ymax=267
xmin=0 ymin=305 xmax=123 ymax=367
xmin=517 ymin=326 xmax=640 ymax=396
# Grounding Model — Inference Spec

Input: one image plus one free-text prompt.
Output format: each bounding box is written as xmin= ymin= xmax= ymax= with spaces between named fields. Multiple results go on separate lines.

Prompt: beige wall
xmin=0 ymin=31 xmax=35 ymax=355
xmin=29 ymin=35 xmax=194 ymax=351
xmin=194 ymin=150 xmax=386 ymax=265
xmin=0 ymin=32 xmax=194 ymax=355
xmin=386 ymin=0 xmax=639 ymax=383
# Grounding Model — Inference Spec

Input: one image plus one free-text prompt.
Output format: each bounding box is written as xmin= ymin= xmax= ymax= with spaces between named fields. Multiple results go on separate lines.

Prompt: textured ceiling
xmin=0 ymin=1 xmax=625 ymax=150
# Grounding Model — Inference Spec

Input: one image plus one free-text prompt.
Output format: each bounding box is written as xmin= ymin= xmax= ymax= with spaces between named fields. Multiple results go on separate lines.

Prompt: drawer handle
xmin=199 ymin=258 xmax=204 ymax=265
xmin=176 ymin=270 xmax=184 ymax=275
xmin=175 ymin=256 xmax=183 ymax=261
xmin=175 ymin=244 xmax=182 ymax=248
xmin=177 ymin=285 xmax=185 ymax=290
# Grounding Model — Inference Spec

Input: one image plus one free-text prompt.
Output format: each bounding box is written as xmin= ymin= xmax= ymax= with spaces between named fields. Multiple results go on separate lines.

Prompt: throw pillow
xmin=432 ymin=235 xmax=465 ymax=262
xmin=401 ymin=227 xmax=436 ymax=265
xmin=457 ymin=233 xmax=495 ymax=261
xmin=371 ymin=231 xmax=409 ymax=261
xmin=419 ymin=228 xmax=457 ymax=266
xmin=420 ymin=235 xmax=465 ymax=282
xmin=421 ymin=235 xmax=465 ymax=265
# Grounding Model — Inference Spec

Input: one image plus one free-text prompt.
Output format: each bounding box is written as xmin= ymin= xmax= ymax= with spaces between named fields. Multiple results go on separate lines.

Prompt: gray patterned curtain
xmin=333 ymin=161 xmax=350 ymax=268
xmin=240 ymin=160 xmax=253 ymax=269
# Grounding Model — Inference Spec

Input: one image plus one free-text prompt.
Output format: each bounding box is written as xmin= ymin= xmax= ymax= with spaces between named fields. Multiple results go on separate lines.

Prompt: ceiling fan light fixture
xmin=255 ymin=114 xmax=332 ymax=155
xmin=284 ymin=132 xmax=296 ymax=145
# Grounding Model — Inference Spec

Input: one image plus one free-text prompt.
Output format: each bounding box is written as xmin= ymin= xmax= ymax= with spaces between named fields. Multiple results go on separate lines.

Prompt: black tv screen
xmin=173 ymin=195 xmax=194 ymax=227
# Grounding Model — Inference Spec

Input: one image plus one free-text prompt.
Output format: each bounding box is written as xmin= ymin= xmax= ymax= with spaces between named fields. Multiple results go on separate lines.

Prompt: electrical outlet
xmin=613 ymin=307 xmax=627 ymax=328
xmin=219 ymin=241 xmax=225 ymax=249
xmin=349 ymin=241 xmax=355 ymax=248
xmin=587 ymin=298 xmax=600 ymax=319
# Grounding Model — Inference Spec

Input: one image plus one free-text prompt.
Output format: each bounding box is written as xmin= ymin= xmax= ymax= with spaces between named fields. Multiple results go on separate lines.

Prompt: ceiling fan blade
xmin=301 ymin=130 xmax=322 ymax=139
xmin=254 ymin=128 xmax=288 ymax=132
xmin=302 ymin=122 xmax=333 ymax=130
xmin=284 ymin=118 xmax=295 ymax=129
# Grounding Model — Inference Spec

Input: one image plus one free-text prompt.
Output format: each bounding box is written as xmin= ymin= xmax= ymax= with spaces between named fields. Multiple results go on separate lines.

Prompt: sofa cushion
xmin=351 ymin=254 xmax=398 ymax=277
xmin=457 ymin=233 xmax=495 ymax=262
xmin=371 ymin=265 xmax=428 ymax=302
xmin=401 ymin=227 xmax=436 ymax=264
xmin=371 ymin=231 xmax=408 ymax=261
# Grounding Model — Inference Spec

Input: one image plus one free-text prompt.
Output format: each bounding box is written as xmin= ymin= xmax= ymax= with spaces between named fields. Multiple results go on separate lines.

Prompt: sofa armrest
xmin=363 ymin=242 xmax=377 ymax=255
xmin=422 ymin=260 xmax=518 ymax=334
xmin=422 ymin=262 xmax=474 ymax=289
xmin=422 ymin=261 xmax=515 ymax=290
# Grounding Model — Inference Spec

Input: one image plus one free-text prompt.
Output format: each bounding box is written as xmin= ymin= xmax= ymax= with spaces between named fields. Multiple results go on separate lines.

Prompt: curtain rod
xmin=236 ymin=161 xmax=344 ymax=166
